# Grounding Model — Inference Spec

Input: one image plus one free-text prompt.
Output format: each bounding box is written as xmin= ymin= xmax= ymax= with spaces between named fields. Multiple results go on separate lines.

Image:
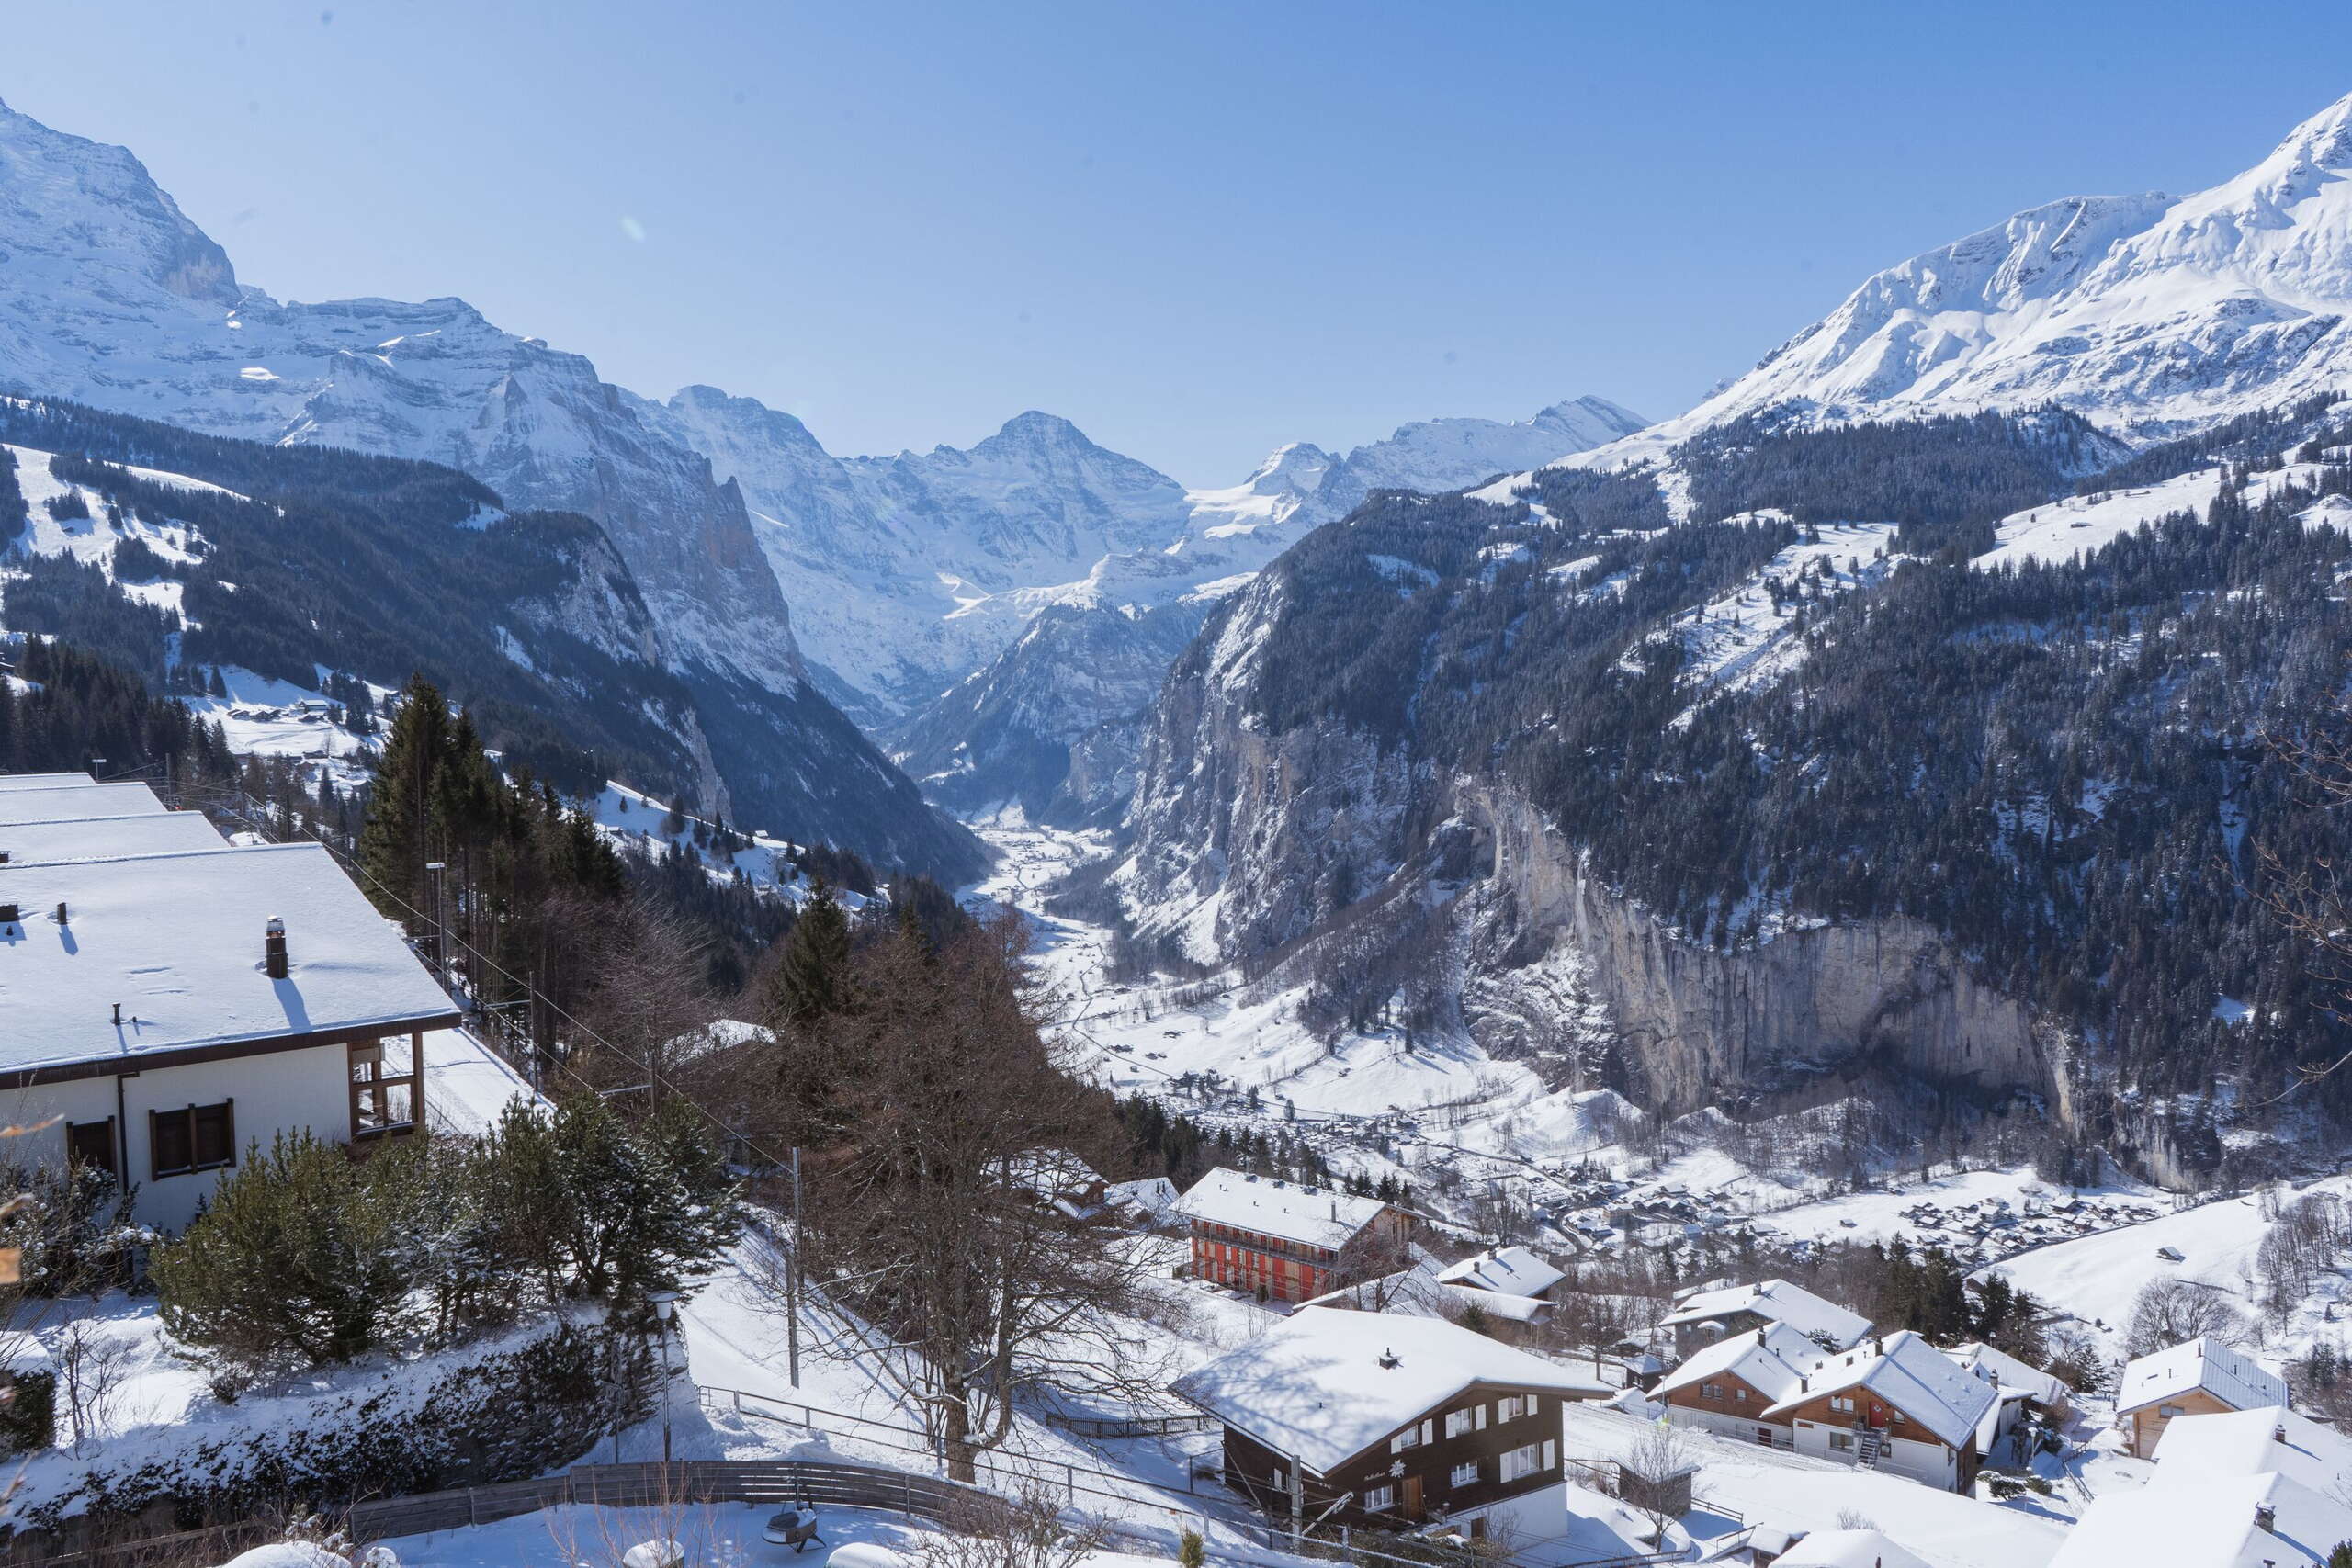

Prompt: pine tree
xmin=768 ymin=880 xmax=853 ymax=1030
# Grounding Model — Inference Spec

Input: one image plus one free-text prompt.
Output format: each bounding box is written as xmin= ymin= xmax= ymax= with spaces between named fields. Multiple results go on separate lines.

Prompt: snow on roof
xmin=1433 ymin=1245 xmax=1565 ymax=1297
xmin=1170 ymin=1304 xmax=1610 ymax=1473
xmin=2152 ymin=1405 xmax=2352 ymax=1495
xmin=1172 ymin=1167 xmax=1389 ymax=1251
xmin=1298 ymin=1261 xmax=1457 ymax=1319
xmin=2 ymin=810 xmax=226 ymax=863
xmin=1654 ymin=1321 xmax=1828 ymax=1405
xmin=1441 ymin=1283 xmax=1549 ymax=1323
xmin=0 ymin=843 xmax=457 ymax=1072
xmin=2050 ymin=1472 xmax=2352 ymax=1568
xmin=1107 ymin=1176 xmax=1181 ymax=1217
xmin=0 ymin=772 xmax=107 ymax=792
xmin=1775 ymin=1529 xmax=1934 ymax=1568
xmin=1762 ymin=1331 xmax=1999 ymax=1450
xmin=1657 ymin=1279 xmax=1871 ymax=1348
xmin=2117 ymin=1337 xmax=2287 ymax=1416
xmin=0 ymin=782 xmax=170 ymax=823
xmin=1946 ymin=1341 xmax=2071 ymax=1407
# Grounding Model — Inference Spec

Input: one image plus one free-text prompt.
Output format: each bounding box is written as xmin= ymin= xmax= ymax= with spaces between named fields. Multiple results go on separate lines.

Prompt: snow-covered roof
xmin=1434 ymin=1246 xmax=1565 ymax=1297
xmin=2117 ymin=1337 xmax=2286 ymax=1416
xmin=1107 ymin=1176 xmax=1182 ymax=1217
xmin=1172 ymin=1168 xmax=1390 ymax=1251
xmin=1170 ymin=1304 xmax=1609 ymax=1473
xmin=0 ymin=843 xmax=458 ymax=1074
xmin=1658 ymin=1279 xmax=1871 ymax=1349
xmin=0 ymin=782 xmax=170 ymax=823
xmin=1945 ymin=1342 xmax=2071 ymax=1407
xmin=1655 ymin=1321 xmax=1828 ymax=1405
xmin=1775 ymin=1529 xmax=1934 ymax=1568
xmin=1761 ymin=1331 xmax=1999 ymax=1451
xmin=1298 ymin=1261 xmax=1458 ymax=1320
xmin=1440 ymin=1283 xmax=1549 ymax=1323
xmin=2 ymin=810 xmax=226 ymax=863
xmin=2152 ymin=1405 xmax=2352 ymax=1495
xmin=0 ymin=771 xmax=107 ymax=792
xmin=2051 ymin=1472 xmax=2352 ymax=1568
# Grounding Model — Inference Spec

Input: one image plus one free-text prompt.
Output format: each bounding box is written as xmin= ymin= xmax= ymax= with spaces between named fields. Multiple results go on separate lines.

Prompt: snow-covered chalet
xmin=1173 ymin=1167 xmax=1409 ymax=1303
xmin=0 ymin=774 xmax=457 ymax=1230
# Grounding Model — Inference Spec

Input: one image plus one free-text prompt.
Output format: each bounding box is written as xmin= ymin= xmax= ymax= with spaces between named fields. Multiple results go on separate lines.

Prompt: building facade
xmin=1175 ymin=1168 xmax=1411 ymax=1303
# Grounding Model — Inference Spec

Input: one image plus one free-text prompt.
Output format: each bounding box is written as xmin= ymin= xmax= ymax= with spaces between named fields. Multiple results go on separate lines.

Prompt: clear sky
xmin=6 ymin=2 xmax=2350 ymax=484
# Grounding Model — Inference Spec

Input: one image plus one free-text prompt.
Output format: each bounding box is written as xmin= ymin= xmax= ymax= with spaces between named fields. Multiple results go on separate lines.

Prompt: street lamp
xmin=647 ymin=1290 xmax=681 ymax=1465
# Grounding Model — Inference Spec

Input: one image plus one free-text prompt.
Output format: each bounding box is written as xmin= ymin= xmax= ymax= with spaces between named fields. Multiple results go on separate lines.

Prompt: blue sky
xmin=7 ymin=2 xmax=2351 ymax=484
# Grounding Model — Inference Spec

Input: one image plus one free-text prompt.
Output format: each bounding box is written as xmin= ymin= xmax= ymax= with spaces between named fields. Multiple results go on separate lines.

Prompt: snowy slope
xmin=1545 ymin=90 xmax=2352 ymax=482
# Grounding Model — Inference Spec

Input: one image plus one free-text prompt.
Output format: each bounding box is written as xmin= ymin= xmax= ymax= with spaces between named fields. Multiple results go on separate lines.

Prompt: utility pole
xmin=786 ymin=1145 xmax=803 ymax=1387
xmin=1289 ymin=1457 xmax=1305 ymax=1546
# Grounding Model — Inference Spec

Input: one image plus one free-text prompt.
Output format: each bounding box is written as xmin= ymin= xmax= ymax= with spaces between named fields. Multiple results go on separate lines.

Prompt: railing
xmin=1043 ymin=1409 xmax=1221 ymax=1438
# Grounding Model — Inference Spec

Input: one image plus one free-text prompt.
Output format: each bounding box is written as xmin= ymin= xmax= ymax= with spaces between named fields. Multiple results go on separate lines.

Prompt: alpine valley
xmin=8 ymin=83 xmax=2352 ymax=1191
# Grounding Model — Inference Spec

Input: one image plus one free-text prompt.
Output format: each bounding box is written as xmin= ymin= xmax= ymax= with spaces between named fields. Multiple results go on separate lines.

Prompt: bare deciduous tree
xmin=2124 ymin=1277 xmax=2247 ymax=1358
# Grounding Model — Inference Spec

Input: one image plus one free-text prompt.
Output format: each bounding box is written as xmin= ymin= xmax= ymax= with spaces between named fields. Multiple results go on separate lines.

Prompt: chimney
xmin=1378 ymin=1348 xmax=1400 ymax=1370
xmin=2255 ymin=1501 xmax=2277 ymax=1533
xmin=264 ymin=916 xmax=288 ymax=979
xmin=53 ymin=901 xmax=68 ymax=926
xmin=111 ymin=1001 xmax=122 ymax=1027
xmin=0 ymin=902 xmax=17 ymax=924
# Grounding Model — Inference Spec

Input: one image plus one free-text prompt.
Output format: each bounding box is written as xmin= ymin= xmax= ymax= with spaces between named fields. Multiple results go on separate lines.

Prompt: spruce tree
xmin=768 ymin=879 xmax=853 ymax=1030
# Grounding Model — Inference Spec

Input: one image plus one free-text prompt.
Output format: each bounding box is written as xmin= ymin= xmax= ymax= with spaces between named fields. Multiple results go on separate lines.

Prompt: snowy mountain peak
xmin=1569 ymin=89 xmax=2352 ymax=467
xmin=0 ymin=94 xmax=239 ymax=306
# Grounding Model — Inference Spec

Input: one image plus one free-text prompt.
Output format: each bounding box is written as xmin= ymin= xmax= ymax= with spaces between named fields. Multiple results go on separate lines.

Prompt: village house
xmin=2052 ymin=1404 xmax=2352 ymax=1568
xmin=1657 ymin=1278 xmax=1873 ymax=1359
xmin=1170 ymin=1305 xmax=1611 ymax=1541
xmin=2113 ymin=1337 xmax=2288 ymax=1460
xmin=1946 ymin=1340 xmax=2073 ymax=1459
xmin=1009 ymin=1148 xmax=1111 ymax=1223
xmin=1657 ymin=1323 xmax=1996 ymax=1492
xmin=1654 ymin=1321 xmax=1827 ymax=1448
xmin=0 ymin=777 xmax=458 ymax=1231
xmin=1435 ymin=1245 xmax=1566 ymax=1304
xmin=1174 ymin=1167 xmax=1410 ymax=1303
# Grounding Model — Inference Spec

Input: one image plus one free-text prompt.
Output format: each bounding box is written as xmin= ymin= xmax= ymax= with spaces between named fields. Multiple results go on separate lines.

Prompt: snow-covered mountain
xmin=0 ymin=97 xmax=981 ymax=876
xmin=875 ymin=398 xmax=1649 ymax=818
xmin=1558 ymin=88 xmax=2352 ymax=478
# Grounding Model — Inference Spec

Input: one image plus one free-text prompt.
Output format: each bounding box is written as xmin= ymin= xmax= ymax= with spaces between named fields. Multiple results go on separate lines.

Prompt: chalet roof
xmin=1776 ymin=1529 xmax=1935 ymax=1568
xmin=1657 ymin=1279 xmax=1871 ymax=1349
xmin=1 ymin=810 xmax=227 ymax=864
xmin=0 ymin=843 xmax=456 ymax=1073
xmin=1945 ymin=1341 xmax=2071 ymax=1407
xmin=1654 ymin=1321 xmax=1827 ymax=1406
xmin=0 ymin=782 xmax=170 ymax=824
xmin=1433 ymin=1246 xmax=1565 ymax=1297
xmin=1172 ymin=1168 xmax=1388 ymax=1251
xmin=2116 ymin=1337 xmax=2286 ymax=1416
xmin=1759 ymin=1330 xmax=1998 ymax=1450
xmin=2152 ymin=1405 xmax=2352 ymax=1495
xmin=2049 ymin=1472 xmax=2352 ymax=1568
xmin=1296 ymin=1261 xmax=1457 ymax=1319
xmin=0 ymin=772 xmax=107 ymax=792
xmin=1106 ymin=1177 xmax=1182 ymax=1219
xmin=1440 ymin=1283 xmax=1549 ymax=1323
xmin=1170 ymin=1304 xmax=1608 ymax=1474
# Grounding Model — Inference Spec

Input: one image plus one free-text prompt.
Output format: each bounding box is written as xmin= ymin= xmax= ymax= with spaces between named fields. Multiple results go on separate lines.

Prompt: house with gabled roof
xmin=1170 ymin=1305 xmax=1610 ymax=1540
xmin=1655 ymin=1321 xmax=1829 ymax=1448
xmin=1660 ymin=1322 xmax=2016 ymax=1485
xmin=1434 ymin=1245 xmax=1566 ymax=1303
xmin=1658 ymin=1278 xmax=1872 ymax=1359
xmin=0 ymin=776 xmax=458 ymax=1230
xmin=2052 ymin=1404 xmax=2352 ymax=1568
xmin=1173 ymin=1167 xmax=1409 ymax=1302
xmin=2114 ymin=1337 xmax=2288 ymax=1459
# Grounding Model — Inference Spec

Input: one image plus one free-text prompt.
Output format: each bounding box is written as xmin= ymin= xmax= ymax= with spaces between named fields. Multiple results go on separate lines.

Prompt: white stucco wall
xmin=0 ymin=1037 xmax=399 ymax=1233
xmin=1790 ymin=1417 xmax=1960 ymax=1490
xmin=1667 ymin=1404 xmax=1785 ymax=1446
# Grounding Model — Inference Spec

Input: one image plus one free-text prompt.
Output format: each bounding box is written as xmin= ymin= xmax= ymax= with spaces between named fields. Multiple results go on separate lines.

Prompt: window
xmin=1700 ymin=1382 xmax=1724 ymax=1401
xmin=1734 ymin=1388 xmax=1747 ymax=1402
xmin=1451 ymin=1461 xmax=1479 ymax=1489
xmin=1444 ymin=1409 xmax=1475 ymax=1439
xmin=1829 ymin=1432 xmax=1854 ymax=1453
xmin=1498 ymin=1394 xmax=1526 ymax=1421
xmin=350 ymin=1036 xmax=421 ymax=1138
xmin=1757 ymin=1427 xmax=1775 ymax=1446
xmin=151 ymin=1100 xmax=234 ymax=1179
xmin=1363 ymin=1484 xmax=1394 ymax=1514
xmin=2157 ymin=1404 xmax=2184 ymax=1418
xmin=66 ymin=1118 xmax=117 ymax=1179
xmin=1391 ymin=1425 xmax=1425 ymax=1454
xmin=1830 ymin=1395 xmax=1856 ymax=1413
xmin=1499 ymin=1442 xmax=1544 ymax=1482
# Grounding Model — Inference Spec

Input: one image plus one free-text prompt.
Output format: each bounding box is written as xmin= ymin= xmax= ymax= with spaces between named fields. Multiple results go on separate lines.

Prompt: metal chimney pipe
xmin=264 ymin=916 xmax=288 ymax=979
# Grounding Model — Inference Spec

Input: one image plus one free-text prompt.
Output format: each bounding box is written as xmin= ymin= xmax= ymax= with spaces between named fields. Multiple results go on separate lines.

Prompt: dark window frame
xmin=150 ymin=1100 xmax=235 ymax=1179
xmin=66 ymin=1117 xmax=118 ymax=1179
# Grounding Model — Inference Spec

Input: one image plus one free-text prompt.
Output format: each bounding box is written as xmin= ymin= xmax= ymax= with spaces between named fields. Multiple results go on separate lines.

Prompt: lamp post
xmin=648 ymin=1290 xmax=680 ymax=1465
